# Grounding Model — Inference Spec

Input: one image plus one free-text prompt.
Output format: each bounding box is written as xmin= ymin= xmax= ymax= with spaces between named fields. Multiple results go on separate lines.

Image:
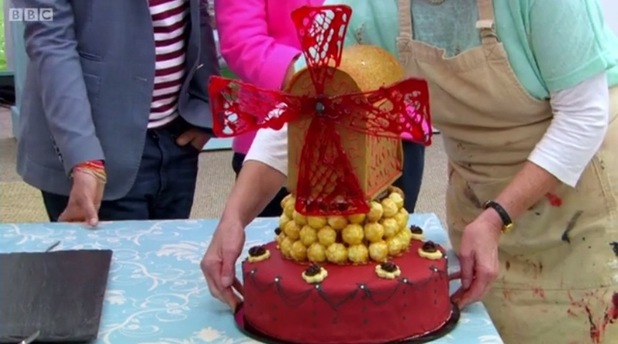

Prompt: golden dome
xmin=337 ymin=45 xmax=405 ymax=93
xmin=286 ymin=44 xmax=404 ymax=96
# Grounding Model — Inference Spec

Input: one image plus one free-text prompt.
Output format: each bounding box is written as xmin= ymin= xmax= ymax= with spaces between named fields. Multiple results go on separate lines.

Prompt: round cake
xmin=239 ymin=187 xmax=455 ymax=344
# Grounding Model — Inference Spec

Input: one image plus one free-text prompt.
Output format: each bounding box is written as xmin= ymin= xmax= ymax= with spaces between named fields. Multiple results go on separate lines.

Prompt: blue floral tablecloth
xmin=0 ymin=214 xmax=503 ymax=344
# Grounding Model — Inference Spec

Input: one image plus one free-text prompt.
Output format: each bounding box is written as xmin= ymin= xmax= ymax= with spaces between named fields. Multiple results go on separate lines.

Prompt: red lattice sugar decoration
xmin=208 ymin=5 xmax=432 ymax=216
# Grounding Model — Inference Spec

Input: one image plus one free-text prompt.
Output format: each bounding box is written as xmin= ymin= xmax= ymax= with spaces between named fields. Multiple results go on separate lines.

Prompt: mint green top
xmin=295 ymin=0 xmax=618 ymax=100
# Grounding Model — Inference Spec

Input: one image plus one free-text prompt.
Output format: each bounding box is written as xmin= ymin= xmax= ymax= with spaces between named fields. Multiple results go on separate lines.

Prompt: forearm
xmin=480 ymin=73 xmax=609 ymax=228
xmin=221 ymin=161 xmax=287 ymax=227
xmin=223 ymin=124 xmax=290 ymax=226
xmin=479 ymin=162 xmax=560 ymax=228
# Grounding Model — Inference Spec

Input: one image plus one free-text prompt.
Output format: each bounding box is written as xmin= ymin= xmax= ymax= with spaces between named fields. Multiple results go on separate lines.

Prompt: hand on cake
xmin=201 ymin=218 xmax=245 ymax=310
xmin=453 ymin=213 xmax=501 ymax=308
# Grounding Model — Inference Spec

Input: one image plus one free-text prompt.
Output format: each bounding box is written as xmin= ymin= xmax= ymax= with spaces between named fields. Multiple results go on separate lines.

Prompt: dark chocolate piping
xmin=244 ymin=268 xmax=314 ymax=307
xmin=357 ymin=282 xmax=402 ymax=305
xmin=243 ymin=266 xmax=448 ymax=311
xmin=316 ymin=287 xmax=360 ymax=311
xmin=274 ymin=279 xmax=316 ymax=308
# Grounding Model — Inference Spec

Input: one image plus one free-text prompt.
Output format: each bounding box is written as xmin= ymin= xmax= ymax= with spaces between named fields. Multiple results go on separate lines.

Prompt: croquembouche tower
xmin=209 ymin=5 xmax=458 ymax=343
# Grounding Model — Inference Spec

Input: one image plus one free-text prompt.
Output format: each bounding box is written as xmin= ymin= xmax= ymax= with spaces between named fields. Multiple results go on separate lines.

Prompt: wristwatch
xmin=483 ymin=200 xmax=513 ymax=234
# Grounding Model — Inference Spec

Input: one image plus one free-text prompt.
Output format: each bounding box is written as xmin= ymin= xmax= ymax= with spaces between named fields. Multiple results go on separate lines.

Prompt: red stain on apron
xmin=522 ymin=259 xmax=544 ymax=279
xmin=532 ymin=287 xmax=546 ymax=299
xmin=592 ymin=292 xmax=618 ymax=343
xmin=602 ymin=293 xmax=618 ymax=329
xmin=568 ymin=292 xmax=618 ymax=343
xmin=502 ymin=288 xmax=513 ymax=301
xmin=587 ymin=305 xmax=603 ymax=344
xmin=546 ymin=193 xmax=563 ymax=207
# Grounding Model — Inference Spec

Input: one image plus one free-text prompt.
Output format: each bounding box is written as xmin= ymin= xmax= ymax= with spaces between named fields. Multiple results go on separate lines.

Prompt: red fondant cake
xmin=241 ymin=237 xmax=453 ymax=344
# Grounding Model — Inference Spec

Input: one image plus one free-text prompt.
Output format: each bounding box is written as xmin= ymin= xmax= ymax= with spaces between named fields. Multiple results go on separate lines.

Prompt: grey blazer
xmin=15 ymin=0 xmax=219 ymax=200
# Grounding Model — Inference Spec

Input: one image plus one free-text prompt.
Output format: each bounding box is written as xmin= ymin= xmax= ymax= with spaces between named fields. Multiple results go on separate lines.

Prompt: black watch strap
xmin=483 ymin=200 xmax=513 ymax=234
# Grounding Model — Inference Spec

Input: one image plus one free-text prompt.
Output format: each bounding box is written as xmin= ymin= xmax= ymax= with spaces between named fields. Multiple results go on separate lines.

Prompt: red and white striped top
xmin=148 ymin=0 xmax=189 ymax=128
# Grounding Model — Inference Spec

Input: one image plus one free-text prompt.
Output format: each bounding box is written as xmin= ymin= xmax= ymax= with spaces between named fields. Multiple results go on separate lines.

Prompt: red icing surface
xmin=242 ymin=241 xmax=452 ymax=344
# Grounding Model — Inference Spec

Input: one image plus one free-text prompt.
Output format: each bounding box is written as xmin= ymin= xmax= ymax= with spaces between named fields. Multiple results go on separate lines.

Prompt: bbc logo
xmin=9 ymin=8 xmax=54 ymax=22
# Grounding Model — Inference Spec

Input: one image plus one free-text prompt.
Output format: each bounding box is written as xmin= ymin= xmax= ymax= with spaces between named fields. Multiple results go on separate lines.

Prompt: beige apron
xmin=396 ymin=0 xmax=618 ymax=343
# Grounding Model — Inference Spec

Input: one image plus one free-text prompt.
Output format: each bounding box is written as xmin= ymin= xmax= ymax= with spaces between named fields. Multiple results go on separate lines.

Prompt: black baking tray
xmin=0 ymin=249 xmax=113 ymax=343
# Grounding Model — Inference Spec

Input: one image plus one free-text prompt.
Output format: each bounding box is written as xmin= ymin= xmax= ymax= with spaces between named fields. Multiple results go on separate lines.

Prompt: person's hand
xmin=176 ymin=128 xmax=211 ymax=151
xmin=452 ymin=210 xmax=502 ymax=308
xmin=58 ymin=168 xmax=104 ymax=227
xmin=201 ymin=217 xmax=245 ymax=310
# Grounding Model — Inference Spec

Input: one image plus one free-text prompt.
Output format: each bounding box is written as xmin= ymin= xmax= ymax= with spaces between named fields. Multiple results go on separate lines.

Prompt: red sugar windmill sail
xmin=208 ymin=5 xmax=432 ymax=216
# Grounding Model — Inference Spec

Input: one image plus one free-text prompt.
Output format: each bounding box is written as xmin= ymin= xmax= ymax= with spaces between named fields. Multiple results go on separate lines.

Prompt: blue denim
xmin=393 ymin=141 xmax=425 ymax=213
xmin=42 ymin=118 xmax=200 ymax=221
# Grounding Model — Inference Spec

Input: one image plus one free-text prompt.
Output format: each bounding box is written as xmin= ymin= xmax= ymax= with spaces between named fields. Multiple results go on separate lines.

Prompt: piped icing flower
xmin=247 ymin=245 xmax=271 ymax=263
xmin=375 ymin=261 xmax=401 ymax=279
xmin=409 ymin=225 xmax=425 ymax=241
xmin=301 ymin=264 xmax=328 ymax=284
xmin=418 ymin=241 xmax=443 ymax=260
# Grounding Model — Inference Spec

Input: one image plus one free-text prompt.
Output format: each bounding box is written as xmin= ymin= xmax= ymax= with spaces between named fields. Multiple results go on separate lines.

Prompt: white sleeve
xmin=528 ymin=72 xmax=609 ymax=187
xmin=244 ymin=124 xmax=289 ymax=176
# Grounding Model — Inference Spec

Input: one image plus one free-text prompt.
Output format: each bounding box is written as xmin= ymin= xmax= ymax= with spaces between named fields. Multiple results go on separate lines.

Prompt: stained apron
xmin=395 ymin=0 xmax=618 ymax=342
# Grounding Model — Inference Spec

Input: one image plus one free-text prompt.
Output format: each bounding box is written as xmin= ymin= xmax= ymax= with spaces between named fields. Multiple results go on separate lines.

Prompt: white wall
xmin=600 ymin=0 xmax=618 ymax=35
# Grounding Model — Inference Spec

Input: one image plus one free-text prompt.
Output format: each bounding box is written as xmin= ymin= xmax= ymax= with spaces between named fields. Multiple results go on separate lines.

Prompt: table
xmin=0 ymin=214 xmax=504 ymax=344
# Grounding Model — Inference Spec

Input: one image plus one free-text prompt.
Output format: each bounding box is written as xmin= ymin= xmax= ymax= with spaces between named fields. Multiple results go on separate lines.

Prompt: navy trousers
xmin=42 ymin=118 xmax=200 ymax=221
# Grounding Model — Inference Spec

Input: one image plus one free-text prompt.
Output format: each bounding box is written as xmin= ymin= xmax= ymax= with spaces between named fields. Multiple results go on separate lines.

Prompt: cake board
xmin=234 ymin=301 xmax=460 ymax=344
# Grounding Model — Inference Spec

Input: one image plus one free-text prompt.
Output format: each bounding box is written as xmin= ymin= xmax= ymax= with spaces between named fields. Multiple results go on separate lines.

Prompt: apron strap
xmin=396 ymin=0 xmax=413 ymax=65
xmin=476 ymin=0 xmax=498 ymax=45
xmin=397 ymin=0 xmax=413 ymax=39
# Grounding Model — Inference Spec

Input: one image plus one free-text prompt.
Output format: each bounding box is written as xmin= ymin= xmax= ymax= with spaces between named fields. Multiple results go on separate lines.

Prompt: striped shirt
xmin=148 ymin=0 xmax=189 ymax=128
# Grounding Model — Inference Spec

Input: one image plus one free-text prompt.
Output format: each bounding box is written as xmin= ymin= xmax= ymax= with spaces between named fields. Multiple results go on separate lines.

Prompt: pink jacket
xmin=215 ymin=0 xmax=324 ymax=155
